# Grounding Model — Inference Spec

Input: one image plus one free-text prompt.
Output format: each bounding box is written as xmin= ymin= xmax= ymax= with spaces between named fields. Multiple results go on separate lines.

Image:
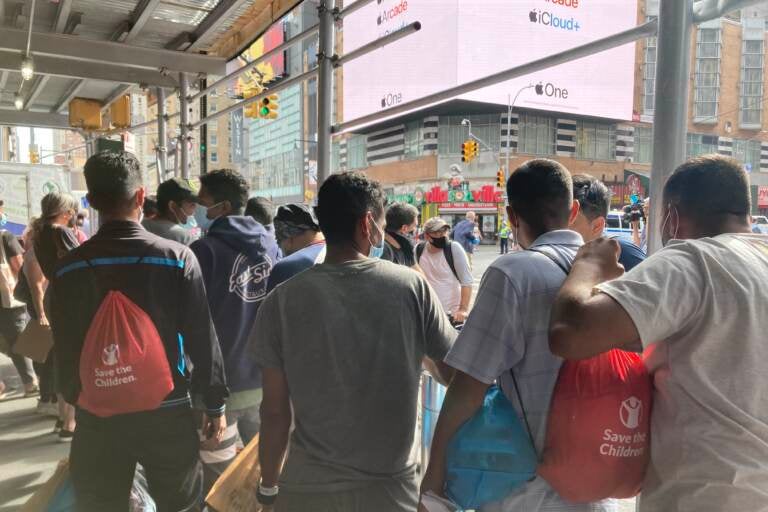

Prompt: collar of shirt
xmin=528 ymin=229 xmax=583 ymax=249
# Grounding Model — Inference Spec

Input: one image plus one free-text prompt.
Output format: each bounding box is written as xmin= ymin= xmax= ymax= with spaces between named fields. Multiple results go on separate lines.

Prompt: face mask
xmin=368 ymin=218 xmax=386 ymax=259
xmin=429 ymin=236 xmax=447 ymax=249
xmin=404 ymin=231 xmax=416 ymax=242
xmin=193 ymin=204 xmax=214 ymax=232
xmin=0 ymin=213 xmax=7 ymax=227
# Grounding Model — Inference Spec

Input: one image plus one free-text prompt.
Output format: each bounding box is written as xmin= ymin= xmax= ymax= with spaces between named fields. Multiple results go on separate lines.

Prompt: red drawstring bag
xmin=538 ymin=349 xmax=652 ymax=502
xmin=78 ymin=291 xmax=174 ymax=417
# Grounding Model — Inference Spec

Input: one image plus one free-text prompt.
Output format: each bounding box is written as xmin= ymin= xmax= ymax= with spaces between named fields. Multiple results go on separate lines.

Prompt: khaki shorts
xmin=275 ymin=477 xmax=418 ymax=512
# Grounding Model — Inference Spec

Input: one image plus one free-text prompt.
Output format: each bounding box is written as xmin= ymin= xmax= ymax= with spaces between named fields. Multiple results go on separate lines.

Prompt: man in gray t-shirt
xmin=252 ymin=172 xmax=455 ymax=512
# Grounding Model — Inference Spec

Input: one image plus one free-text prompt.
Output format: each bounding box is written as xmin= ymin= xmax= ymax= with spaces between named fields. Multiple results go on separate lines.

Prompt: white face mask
xmin=368 ymin=217 xmax=386 ymax=259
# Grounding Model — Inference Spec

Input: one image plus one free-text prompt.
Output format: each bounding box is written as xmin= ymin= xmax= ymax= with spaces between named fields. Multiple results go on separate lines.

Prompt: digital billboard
xmin=342 ymin=0 xmax=638 ymax=123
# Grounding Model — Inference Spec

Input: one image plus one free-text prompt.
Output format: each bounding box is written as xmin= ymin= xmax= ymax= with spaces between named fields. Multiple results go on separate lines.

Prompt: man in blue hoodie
xmin=191 ymin=168 xmax=280 ymax=491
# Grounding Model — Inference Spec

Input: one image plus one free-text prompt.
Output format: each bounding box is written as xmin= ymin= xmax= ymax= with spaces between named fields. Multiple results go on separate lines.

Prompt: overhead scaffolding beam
xmin=53 ymin=79 xmax=85 ymax=113
xmin=0 ymin=28 xmax=227 ymax=75
xmin=24 ymin=75 xmax=50 ymax=110
xmin=0 ymin=109 xmax=70 ymax=129
xmin=52 ymin=0 xmax=72 ymax=33
xmin=179 ymin=0 xmax=250 ymax=52
xmin=124 ymin=0 xmax=162 ymax=43
xmin=333 ymin=19 xmax=658 ymax=133
xmin=0 ymin=51 xmax=178 ymax=88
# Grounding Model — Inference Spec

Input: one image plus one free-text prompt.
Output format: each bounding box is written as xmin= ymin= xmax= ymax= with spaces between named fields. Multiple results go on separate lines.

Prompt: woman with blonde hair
xmin=30 ymin=192 xmax=80 ymax=442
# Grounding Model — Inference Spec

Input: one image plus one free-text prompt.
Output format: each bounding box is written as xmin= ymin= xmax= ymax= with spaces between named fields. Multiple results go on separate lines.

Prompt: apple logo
xmin=535 ymin=82 xmax=544 ymax=95
xmin=377 ymin=15 xmax=382 ymax=25
xmin=529 ymin=10 xmax=538 ymax=22
xmin=381 ymin=97 xmax=386 ymax=108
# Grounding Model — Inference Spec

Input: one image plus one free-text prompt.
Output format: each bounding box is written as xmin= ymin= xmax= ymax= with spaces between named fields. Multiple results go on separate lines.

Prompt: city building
xmin=326 ymin=0 xmax=768 ymax=235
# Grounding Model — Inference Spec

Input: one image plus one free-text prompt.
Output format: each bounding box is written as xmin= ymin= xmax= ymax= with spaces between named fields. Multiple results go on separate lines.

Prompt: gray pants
xmin=275 ymin=477 xmax=419 ymax=512
xmin=196 ymin=405 xmax=261 ymax=494
xmin=0 ymin=307 xmax=34 ymax=386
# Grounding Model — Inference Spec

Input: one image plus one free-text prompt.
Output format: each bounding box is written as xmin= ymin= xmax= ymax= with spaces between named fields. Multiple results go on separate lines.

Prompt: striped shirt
xmin=445 ymin=230 xmax=619 ymax=512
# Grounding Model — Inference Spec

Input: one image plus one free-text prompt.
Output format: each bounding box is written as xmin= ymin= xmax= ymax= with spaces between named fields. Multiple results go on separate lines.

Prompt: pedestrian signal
xmin=260 ymin=94 xmax=279 ymax=119
xmin=496 ymin=169 xmax=505 ymax=188
xmin=461 ymin=140 xmax=479 ymax=163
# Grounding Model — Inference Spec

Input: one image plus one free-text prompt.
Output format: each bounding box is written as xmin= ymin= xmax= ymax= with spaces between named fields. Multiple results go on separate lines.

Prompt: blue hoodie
xmin=191 ymin=216 xmax=279 ymax=398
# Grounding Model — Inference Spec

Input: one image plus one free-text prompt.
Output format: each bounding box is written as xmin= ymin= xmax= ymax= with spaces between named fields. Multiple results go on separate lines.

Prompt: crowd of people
xmin=0 ymin=149 xmax=766 ymax=512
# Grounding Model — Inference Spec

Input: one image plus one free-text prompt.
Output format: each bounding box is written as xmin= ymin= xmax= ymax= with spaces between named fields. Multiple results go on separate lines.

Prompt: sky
xmin=16 ymin=127 xmax=54 ymax=164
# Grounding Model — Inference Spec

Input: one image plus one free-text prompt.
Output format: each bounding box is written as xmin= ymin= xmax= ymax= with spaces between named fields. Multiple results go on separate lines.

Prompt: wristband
xmin=257 ymin=481 xmax=279 ymax=506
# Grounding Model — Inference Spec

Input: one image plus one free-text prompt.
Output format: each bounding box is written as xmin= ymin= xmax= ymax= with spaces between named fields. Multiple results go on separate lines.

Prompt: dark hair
xmin=199 ymin=168 xmax=249 ymax=214
xmin=84 ymin=151 xmax=143 ymax=214
xmin=143 ymin=196 xmax=159 ymax=216
xmin=385 ymin=202 xmax=419 ymax=232
xmin=664 ymin=154 xmax=751 ymax=227
xmin=315 ymin=172 xmax=386 ymax=245
xmin=245 ymin=196 xmax=275 ymax=226
xmin=506 ymin=158 xmax=573 ymax=236
xmin=573 ymin=174 xmax=611 ymax=221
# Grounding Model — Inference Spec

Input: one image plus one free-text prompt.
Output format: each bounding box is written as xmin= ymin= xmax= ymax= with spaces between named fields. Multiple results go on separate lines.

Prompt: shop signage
xmin=425 ymin=185 xmax=503 ymax=204
xmin=758 ymin=186 xmax=768 ymax=208
xmin=439 ymin=202 xmax=498 ymax=211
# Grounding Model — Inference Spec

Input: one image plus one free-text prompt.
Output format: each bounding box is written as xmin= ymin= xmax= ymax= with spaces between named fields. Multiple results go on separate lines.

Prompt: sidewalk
xmin=0 ymin=356 xmax=68 ymax=512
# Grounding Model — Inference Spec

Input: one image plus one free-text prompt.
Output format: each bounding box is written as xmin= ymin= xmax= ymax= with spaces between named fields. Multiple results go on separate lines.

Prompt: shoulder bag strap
xmin=509 ymin=368 xmax=537 ymax=456
xmin=415 ymin=241 xmax=425 ymax=262
xmin=443 ymin=242 xmax=460 ymax=281
xmin=528 ymin=247 xmax=570 ymax=275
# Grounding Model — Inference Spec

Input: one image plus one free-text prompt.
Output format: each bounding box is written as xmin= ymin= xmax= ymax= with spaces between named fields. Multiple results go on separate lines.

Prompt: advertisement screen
xmin=342 ymin=0 xmax=638 ymax=123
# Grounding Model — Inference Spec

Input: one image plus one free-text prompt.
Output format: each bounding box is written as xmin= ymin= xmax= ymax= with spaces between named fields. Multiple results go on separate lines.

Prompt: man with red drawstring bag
xmin=50 ymin=151 xmax=229 ymax=512
xmin=538 ymin=349 xmax=652 ymax=502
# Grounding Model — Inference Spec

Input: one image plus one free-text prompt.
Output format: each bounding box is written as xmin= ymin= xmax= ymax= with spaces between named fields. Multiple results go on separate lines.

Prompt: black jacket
xmin=50 ymin=221 xmax=229 ymax=416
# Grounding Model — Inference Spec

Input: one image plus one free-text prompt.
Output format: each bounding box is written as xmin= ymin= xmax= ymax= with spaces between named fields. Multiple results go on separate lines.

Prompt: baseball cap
xmin=157 ymin=178 xmax=197 ymax=208
xmin=424 ymin=217 xmax=450 ymax=234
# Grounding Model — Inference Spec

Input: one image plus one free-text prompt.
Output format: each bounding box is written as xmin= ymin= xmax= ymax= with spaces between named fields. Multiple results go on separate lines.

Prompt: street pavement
xmin=0 ymin=244 xmax=635 ymax=511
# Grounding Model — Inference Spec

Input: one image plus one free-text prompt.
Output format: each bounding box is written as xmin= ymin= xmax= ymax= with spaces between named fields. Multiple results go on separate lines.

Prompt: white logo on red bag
xmin=620 ymin=397 xmax=642 ymax=429
xmin=102 ymin=344 xmax=119 ymax=366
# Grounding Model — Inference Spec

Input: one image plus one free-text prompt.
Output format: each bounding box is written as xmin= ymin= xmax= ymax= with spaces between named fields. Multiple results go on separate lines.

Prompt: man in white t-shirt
xmin=416 ymin=217 xmax=473 ymax=324
xmin=549 ymin=154 xmax=768 ymax=511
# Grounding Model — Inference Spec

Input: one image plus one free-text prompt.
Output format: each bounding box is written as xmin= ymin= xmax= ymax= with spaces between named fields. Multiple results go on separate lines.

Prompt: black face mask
xmin=429 ymin=236 xmax=447 ymax=249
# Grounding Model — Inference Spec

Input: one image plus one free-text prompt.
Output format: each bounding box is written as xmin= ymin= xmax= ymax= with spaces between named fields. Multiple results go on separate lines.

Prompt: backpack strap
xmin=509 ymin=368 xmax=537 ymax=456
xmin=528 ymin=247 xmax=570 ymax=275
xmin=443 ymin=242 xmax=460 ymax=281
xmin=415 ymin=241 xmax=426 ymax=262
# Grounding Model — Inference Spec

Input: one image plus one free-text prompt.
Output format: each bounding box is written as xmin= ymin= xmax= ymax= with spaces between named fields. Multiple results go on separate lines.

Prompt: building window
xmin=209 ymin=102 xmax=218 ymax=114
xmin=210 ymin=151 xmax=218 ymax=163
xmin=576 ymin=121 xmax=615 ymax=161
xmin=404 ymin=120 xmax=421 ymax=159
xmin=209 ymin=133 xmax=218 ymax=147
xmin=634 ymin=126 xmax=653 ymax=164
xmin=732 ymin=139 xmax=761 ymax=171
xmin=518 ymin=114 xmax=556 ymax=156
xmin=438 ymin=115 xmax=499 ymax=155
xmin=694 ymin=28 xmax=722 ymax=123
xmin=346 ymin=134 xmax=367 ymax=169
xmin=686 ymin=133 xmax=719 ymax=157
xmin=740 ymin=39 xmax=764 ymax=128
xmin=643 ymin=17 xmax=657 ymax=115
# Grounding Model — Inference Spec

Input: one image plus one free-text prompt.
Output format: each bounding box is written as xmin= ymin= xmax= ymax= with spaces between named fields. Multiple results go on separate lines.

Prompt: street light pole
xmin=506 ymin=84 xmax=535 ymax=175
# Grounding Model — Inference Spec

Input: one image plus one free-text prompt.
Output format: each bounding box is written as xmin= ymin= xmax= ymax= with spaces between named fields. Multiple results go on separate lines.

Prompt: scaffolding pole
xmin=317 ymin=0 xmax=335 ymax=188
xmin=647 ymin=0 xmax=693 ymax=254
xmin=179 ymin=73 xmax=190 ymax=179
xmin=156 ymin=87 xmax=168 ymax=182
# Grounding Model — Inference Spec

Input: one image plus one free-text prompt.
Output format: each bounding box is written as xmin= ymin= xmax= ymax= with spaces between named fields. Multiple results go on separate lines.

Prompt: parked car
xmin=752 ymin=215 xmax=768 ymax=234
xmin=605 ymin=211 xmax=635 ymax=242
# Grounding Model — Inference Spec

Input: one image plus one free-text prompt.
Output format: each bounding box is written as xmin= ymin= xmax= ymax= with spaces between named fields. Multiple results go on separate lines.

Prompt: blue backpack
xmin=445 ymin=374 xmax=537 ymax=509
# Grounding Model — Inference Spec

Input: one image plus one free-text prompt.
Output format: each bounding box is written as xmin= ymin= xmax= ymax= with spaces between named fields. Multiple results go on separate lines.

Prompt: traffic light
xmin=259 ymin=94 xmax=279 ymax=119
xmin=243 ymin=86 xmax=260 ymax=118
xmin=461 ymin=139 xmax=479 ymax=163
xmin=496 ymin=169 xmax=505 ymax=188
